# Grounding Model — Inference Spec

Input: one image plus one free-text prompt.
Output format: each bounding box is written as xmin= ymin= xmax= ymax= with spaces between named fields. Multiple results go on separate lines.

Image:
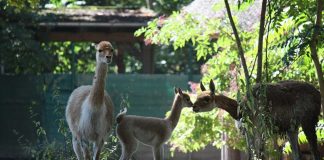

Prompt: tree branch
xmin=256 ymin=0 xmax=267 ymax=83
xmin=146 ymin=0 xmax=153 ymax=9
xmin=224 ymin=0 xmax=250 ymax=90
xmin=310 ymin=0 xmax=324 ymax=115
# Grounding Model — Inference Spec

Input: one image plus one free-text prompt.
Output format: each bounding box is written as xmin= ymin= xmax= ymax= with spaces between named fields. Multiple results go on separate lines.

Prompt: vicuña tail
xmin=116 ymin=108 xmax=127 ymax=124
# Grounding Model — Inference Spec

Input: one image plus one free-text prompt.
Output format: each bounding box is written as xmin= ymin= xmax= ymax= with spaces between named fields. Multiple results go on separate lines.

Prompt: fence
xmin=0 ymin=74 xmax=201 ymax=158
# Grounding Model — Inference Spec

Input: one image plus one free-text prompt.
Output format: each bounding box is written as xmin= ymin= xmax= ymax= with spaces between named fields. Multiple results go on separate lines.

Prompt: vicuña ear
xmin=178 ymin=88 xmax=183 ymax=96
xmin=174 ymin=87 xmax=178 ymax=94
xmin=209 ymin=79 xmax=215 ymax=94
xmin=200 ymin=82 xmax=206 ymax=91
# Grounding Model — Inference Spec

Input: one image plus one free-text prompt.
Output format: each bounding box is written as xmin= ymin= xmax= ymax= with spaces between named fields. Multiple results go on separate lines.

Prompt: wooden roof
xmin=39 ymin=7 xmax=156 ymax=24
xmin=37 ymin=8 xmax=157 ymax=42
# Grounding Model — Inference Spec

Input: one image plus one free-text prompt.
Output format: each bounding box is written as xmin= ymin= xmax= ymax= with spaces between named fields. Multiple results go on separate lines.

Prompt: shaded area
xmin=0 ymin=74 xmax=200 ymax=158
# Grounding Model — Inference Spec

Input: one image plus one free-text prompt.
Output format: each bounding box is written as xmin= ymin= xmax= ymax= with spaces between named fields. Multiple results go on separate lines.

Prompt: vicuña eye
xmin=98 ymin=49 xmax=103 ymax=52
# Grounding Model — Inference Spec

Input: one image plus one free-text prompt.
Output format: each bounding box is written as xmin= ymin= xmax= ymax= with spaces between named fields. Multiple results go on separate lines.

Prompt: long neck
xmin=89 ymin=62 xmax=108 ymax=106
xmin=214 ymin=95 xmax=241 ymax=120
xmin=165 ymin=94 xmax=183 ymax=130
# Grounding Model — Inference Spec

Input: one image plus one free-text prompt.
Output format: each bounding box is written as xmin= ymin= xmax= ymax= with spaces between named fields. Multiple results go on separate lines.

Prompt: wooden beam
xmin=39 ymin=22 xmax=147 ymax=28
xmin=37 ymin=32 xmax=143 ymax=42
xmin=116 ymin=43 xmax=126 ymax=73
xmin=141 ymin=43 xmax=154 ymax=74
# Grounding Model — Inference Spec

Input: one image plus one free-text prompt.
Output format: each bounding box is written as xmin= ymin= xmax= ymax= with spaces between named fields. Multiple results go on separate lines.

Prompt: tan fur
xmin=65 ymin=41 xmax=114 ymax=160
xmin=116 ymin=88 xmax=193 ymax=160
xmin=193 ymin=91 xmax=240 ymax=119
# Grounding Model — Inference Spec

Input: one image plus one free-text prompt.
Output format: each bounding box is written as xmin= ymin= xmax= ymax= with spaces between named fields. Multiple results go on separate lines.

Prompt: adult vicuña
xmin=66 ymin=41 xmax=115 ymax=160
xmin=192 ymin=80 xmax=320 ymax=160
xmin=116 ymin=88 xmax=193 ymax=160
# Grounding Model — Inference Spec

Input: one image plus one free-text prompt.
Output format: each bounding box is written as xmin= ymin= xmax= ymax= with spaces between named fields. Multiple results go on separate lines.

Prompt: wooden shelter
xmin=37 ymin=8 xmax=156 ymax=73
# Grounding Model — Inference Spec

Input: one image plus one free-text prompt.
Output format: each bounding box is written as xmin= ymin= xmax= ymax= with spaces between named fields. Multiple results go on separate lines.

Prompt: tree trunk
xmin=224 ymin=0 xmax=271 ymax=159
xmin=255 ymin=2 xmax=268 ymax=159
xmin=310 ymin=0 xmax=324 ymax=115
xmin=146 ymin=0 xmax=153 ymax=9
xmin=224 ymin=0 xmax=250 ymax=90
xmin=256 ymin=0 xmax=267 ymax=83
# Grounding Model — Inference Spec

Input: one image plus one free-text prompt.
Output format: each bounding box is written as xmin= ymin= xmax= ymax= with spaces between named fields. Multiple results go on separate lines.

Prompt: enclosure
xmin=1 ymin=0 xmax=323 ymax=159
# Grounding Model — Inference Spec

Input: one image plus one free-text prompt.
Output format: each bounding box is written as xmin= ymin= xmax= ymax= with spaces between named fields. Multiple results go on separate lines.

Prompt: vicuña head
xmin=96 ymin=41 xmax=114 ymax=64
xmin=192 ymin=80 xmax=240 ymax=119
xmin=174 ymin=87 xmax=193 ymax=108
xmin=192 ymin=79 xmax=217 ymax=113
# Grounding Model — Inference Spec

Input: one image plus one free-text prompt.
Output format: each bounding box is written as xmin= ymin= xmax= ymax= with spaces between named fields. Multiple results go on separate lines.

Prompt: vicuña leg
xmin=302 ymin=123 xmax=320 ymax=160
xmin=72 ymin=137 xmax=83 ymax=160
xmin=81 ymin=140 xmax=91 ymax=160
xmin=118 ymin=136 xmax=138 ymax=160
xmin=93 ymin=139 xmax=104 ymax=160
xmin=120 ymin=143 xmax=137 ymax=160
xmin=153 ymin=145 xmax=163 ymax=160
xmin=287 ymin=130 xmax=301 ymax=160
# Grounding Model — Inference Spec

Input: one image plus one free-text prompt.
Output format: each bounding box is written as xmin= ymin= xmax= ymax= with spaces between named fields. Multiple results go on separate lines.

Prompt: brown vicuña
xmin=65 ymin=41 xmax=115 ymax=160
xmin=116 ymin=88 xmax=193 ymax=160
xmin=192 ymin=80 xmax=320 ymax=160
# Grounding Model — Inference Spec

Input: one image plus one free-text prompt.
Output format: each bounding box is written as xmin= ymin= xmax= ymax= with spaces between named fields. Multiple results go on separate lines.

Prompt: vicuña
xmin=66 ymin=41 xmax=115 ymax=160
xmin=192 ymin=80 xmax=320 ymax=160
xmin=116 ymin=88 xmax=193 ymax=160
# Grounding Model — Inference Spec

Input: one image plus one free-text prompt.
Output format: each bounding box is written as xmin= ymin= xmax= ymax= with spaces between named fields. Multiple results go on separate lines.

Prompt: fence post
xmin=0 ymin=55 xmax=4 ymax=75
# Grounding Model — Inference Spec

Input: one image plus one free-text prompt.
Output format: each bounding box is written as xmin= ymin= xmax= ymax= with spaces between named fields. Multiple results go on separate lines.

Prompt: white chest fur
xmin=78 ymin=98 xmax=107 ymax=141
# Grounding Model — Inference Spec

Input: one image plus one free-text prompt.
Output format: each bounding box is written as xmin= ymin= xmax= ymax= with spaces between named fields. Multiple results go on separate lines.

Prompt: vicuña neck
xmin=89 ymin=62 xmax=108 ymax=106
xmin=214 ymin=95 xmax=240 ymax=120
xmin=165 ymin=94 xmax=183 ymax=130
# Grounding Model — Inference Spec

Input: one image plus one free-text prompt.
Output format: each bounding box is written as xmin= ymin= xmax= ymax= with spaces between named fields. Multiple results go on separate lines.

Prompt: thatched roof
xmin=182 ymin=0 xmax=261 ymax=31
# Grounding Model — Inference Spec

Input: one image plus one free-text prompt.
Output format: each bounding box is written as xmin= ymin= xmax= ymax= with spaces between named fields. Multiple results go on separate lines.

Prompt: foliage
xmin=0 ymin=1 xmax=54 ymax=74
xmin=3 ymin=0 xmax=40 ymax=11
xmin=154 ymin=45 xmax=203 ymax=74
xmin=167 ymin=107 xmax=246 ymax=154
xmin=0 ymin=3 xmax=142 ymax=75
xmin=135 ymin=12 xmax=222 ymax=60
xmin=13 ymin=101 xmax=74 ymax=159
xmin=1 ymin=1 xmax=200 ymax=75
xmin=267 ymin=0 xmax=322 ymax=67
xmin=153 ymin=0 xmax=193 ymax=14
xmin=135 ymin=0 xmax=323 ymax=157
xmin=0 ymin=3 xmax=107 ymax=75
xmin=0 ymin=0 xmax=198 ymax=75
xmin=42 ymin=42 xmax=113 ymax=74
xmin=46 ymin=0 xmax=77 ymax=8
xmin=0 ymin=18 xmax=108 ymax=75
